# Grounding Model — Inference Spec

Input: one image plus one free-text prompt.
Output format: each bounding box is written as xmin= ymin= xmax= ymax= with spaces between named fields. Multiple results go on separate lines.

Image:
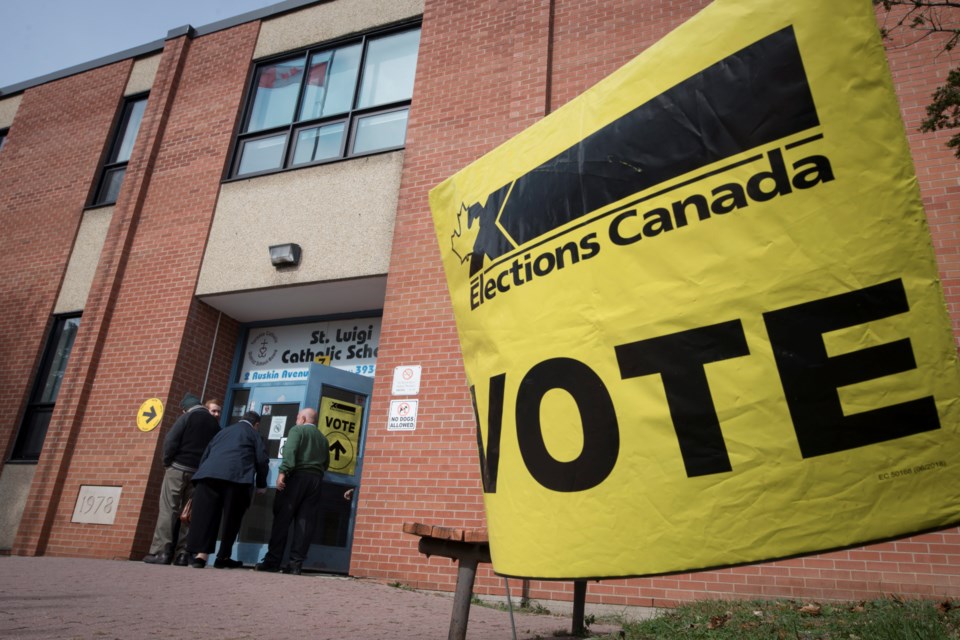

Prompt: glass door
xmin=301 ymin=363 xmax=373 ymax=572
xmin=229 ymin=364 xmax=372 ymax=573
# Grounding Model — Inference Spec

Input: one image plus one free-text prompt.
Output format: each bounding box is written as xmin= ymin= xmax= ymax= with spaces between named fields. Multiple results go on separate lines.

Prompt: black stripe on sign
xmin=466 ymin=26 xmax=819 ymax=275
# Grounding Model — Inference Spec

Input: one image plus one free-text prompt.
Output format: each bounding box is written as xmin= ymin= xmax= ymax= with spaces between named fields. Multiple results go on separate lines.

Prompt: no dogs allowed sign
xmin=430 ymin=0 xmax=960 ymax=579
xmin=388 ymin=400 xmax=419 ymax=431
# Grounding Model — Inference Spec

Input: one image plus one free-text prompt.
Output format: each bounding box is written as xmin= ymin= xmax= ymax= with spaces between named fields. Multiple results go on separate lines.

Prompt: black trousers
xmin=263 ymin=473 xmax=324 ymax=565
xmin=186 ymin=479 xmax=253 ymax=558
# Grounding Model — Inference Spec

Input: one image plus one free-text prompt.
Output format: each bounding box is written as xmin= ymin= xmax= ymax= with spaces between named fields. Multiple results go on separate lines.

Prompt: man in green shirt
xmin=256 ymin=407 xmax=329 ymax=575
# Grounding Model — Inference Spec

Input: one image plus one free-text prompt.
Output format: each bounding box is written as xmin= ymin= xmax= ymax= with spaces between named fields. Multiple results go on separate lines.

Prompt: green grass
xmin=595 ymin=598 xmax=960 ymax=640
xmin=471 ymin=594 xmax=553 ymax=615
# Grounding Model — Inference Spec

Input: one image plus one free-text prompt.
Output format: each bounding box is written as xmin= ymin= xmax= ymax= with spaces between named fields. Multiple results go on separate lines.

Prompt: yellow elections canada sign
xmin=430 ymin=0 xmax=960 ymax=579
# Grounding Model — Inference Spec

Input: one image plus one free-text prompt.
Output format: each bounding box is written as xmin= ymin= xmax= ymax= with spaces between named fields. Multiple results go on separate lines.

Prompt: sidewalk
xmin=0 ymin=556 xmax=621 ymax=639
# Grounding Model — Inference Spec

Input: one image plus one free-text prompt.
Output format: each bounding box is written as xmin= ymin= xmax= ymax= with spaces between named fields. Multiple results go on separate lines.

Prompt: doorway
xmin=227 ymin=363 xmax=372 ymax=573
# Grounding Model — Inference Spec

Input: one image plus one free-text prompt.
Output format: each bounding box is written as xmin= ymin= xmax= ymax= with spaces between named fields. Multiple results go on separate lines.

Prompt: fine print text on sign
xmin=392 ymin=365 xmax=422 ymax=395
xmin=431 ymin=0 xmax=960 ymax=579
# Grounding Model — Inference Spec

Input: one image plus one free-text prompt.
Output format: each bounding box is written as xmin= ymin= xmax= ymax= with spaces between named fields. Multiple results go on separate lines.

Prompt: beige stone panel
xmin=197 ymin=151 xmax=403 ymax=295
xmin=125 ymin=54 xmax=161 ymax=96
xmin=0 ymin=465 xmax=36 ymax=550
xmin=254 ymin=0 xmax=423 ymax=59
xmin=54 ymin=207 xmax=114 ymax=314
xmin=0 ymin=94 xmax=23 ymax=128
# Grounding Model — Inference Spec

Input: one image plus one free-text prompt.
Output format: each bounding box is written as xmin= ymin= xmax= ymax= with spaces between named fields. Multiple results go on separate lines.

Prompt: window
xmin=0 ymin=128 xmax=8 ymax=153
xmin=91 ymin=95 xmax=147 ymax=206
xmin=11 ymin=315 xmax=81 ymax=461
xmin=231 ymin=25 xmax=420 ymax=178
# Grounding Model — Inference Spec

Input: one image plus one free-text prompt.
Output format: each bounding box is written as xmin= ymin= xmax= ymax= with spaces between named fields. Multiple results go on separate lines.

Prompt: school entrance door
xmin=228 ymin=363 xmax=373 ymax=573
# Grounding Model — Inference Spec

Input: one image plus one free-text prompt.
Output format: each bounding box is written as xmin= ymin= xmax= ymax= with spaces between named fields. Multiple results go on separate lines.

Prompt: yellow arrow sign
xmin=137 ymin=398 xmax=164 ymax=432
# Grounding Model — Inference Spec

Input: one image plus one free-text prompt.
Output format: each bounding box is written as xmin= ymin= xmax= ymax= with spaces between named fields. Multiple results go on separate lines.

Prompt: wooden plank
xmin=403 ymin=522 xmax=489 ymax=544
xmin=429 ymin=525 xmax=465 ymax=541
xmin=403 ymin=522 xmax=434 ymax=536
xmin=464 ymin=528 xmax=489 ymax=543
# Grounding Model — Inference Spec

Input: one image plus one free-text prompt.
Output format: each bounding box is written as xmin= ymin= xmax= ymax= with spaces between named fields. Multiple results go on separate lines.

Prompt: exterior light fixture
xmin=269 ymin=243 xmax=302 ymax=267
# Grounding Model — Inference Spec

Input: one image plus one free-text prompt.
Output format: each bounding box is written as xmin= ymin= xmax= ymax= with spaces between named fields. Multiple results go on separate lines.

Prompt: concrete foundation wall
xmin=0 ymin=465 xmax=36 ymax=551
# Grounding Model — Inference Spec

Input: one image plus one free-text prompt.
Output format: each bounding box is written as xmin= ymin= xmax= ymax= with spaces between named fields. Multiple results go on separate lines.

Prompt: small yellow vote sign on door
xmin=318 ymin=396 xmax=362 ymax=476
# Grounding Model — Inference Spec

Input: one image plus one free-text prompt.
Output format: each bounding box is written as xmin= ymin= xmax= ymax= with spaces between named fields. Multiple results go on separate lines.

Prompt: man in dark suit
xmin=143 ymin=393 xmax=221 ymax=566
xmin=185 ymin=411 xmax=269 ymax=568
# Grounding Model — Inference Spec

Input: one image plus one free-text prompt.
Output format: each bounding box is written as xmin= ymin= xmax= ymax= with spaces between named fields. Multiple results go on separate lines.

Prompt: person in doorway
xmin=204 ymin=398 xmax=222 ymax=421
xmin=143 ymin=393 xmax=221 ymax=566
xmin=256 ymin=407 xmax=330 ymax=575
xmin=185 ymin=411 xmax=268 ymax=569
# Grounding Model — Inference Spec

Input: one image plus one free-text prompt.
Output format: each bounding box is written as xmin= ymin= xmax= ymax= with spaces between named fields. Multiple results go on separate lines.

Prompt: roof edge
xmin=0 ymin=0 xmax=326 ymax=98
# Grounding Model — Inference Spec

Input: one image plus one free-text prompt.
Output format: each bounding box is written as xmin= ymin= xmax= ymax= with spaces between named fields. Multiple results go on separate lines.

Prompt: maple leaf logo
xmin=450 ymin=202 xmax=480 ymax=267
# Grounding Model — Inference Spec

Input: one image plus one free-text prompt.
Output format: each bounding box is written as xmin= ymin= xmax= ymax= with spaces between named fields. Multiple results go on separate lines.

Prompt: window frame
xmin=89 ymin=93 xmax=148 ymax=207
xmin=9 ymin=313 xmax=81 ymax=462
xmin=227 ymin=21 xmax=420 ymax=180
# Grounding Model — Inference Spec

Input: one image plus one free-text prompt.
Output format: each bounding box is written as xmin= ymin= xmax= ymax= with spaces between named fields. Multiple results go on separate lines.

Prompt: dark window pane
xmin=237 ymin=135 xmax=287 ymax=176
xmin=228 ymin=388 xmax=250 ymax=422
xmin=38 ymin=317 xmax=80 ymax=403
xmin=95 ymin=167 xmax=126 ymax=205
xmin=13 ymin=314 xmax=80 ymax=461
xmin=357 ymin=30 xmax=420 ymax=109
xmin=112 ymin=98 xmax=147 ymax=163
xmin=311 ymin=483 xmax=352 ymax=546
xmin=292 ymin=122 xmax=345 ymax=165
xmin=14 ymin=407 xmax=53 ymax=461
xmin=352 ymin=109 xmax=408 ymax=155
xmin=246 ymin=57 xmax=306 ymax=132
xmin=93 ymin=96 xmax=146 ymax=206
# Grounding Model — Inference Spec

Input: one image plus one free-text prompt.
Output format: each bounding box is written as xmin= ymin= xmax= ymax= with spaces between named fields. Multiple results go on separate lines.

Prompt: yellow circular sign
xmin=137 ymin=398 xmax=164 ymax=432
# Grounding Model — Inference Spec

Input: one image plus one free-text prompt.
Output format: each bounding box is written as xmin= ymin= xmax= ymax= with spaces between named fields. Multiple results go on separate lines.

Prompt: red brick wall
xmin=13 ymin=22 xmax=258 ymax=559
xmin=353 ymin=0 xmax=960 ymax=607
xmin=351 ymin=0 xmax=555 ymax=592
xmin=881 ymin=7 xmax=960 ymax=347
xmin=0 ymin=62 xmax=132 ymax=468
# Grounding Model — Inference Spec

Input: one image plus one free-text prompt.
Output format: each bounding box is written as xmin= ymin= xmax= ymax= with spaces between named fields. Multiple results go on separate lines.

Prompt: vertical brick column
xmin=12 ymin=33 xmax=194 ymax=556
xmin=350 ymin=0 xmax=554 ymax=588
xmin=0 ymin=65 xmax=131 ymax=472
xmin=14 ymin=21 xmax=258 ymax=559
